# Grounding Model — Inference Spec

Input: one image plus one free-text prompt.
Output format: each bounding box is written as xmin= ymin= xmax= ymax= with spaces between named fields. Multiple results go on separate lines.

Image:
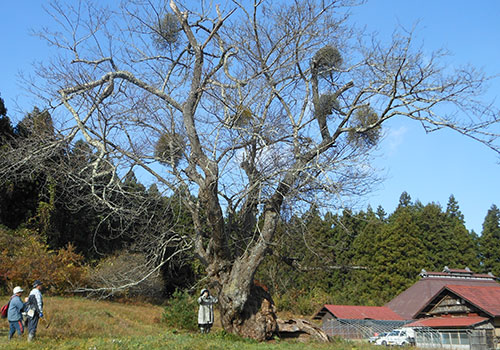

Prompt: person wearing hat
xmin=197 ymin=288 xmax=218 ymax=333
xmin=7 ymin=286 xmax=27 ymax=340
xmin=26 ymin=280 xmax=44 ymax=342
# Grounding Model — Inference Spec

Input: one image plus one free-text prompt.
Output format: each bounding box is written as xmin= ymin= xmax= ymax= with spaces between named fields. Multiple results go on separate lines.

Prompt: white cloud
xmin=383 ymin=125 xmax=408 ymax=156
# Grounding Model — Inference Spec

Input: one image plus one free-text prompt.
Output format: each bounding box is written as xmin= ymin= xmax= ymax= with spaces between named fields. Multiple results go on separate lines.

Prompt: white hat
xmin=13 ymin=286 xmax=24 ymax=294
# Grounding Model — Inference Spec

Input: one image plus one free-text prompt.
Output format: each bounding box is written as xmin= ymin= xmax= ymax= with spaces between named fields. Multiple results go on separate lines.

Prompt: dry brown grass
xmin=0 ymin=296 xmax=165 ymax=340
xmin=0 ymin=296 xmax=371 ymax=350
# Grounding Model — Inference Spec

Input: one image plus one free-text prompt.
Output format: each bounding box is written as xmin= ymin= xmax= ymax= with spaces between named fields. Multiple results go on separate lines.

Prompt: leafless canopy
xmin=3 ymin=0 xmax=500 ymax=337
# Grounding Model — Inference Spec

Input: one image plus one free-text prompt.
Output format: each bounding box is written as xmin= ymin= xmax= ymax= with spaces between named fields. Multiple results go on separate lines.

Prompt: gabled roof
xmin=385 ymin=269 xmax=499 ymax=320
xmin=438 ymin=285 xmax=500 ymax=317
xmin=313 ymin=305 xmax=404 ymax=320
xmin=406 ymin=316 xmax=488 ymax=328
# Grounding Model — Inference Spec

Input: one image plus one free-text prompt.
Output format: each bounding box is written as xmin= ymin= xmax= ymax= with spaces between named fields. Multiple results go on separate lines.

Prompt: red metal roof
xmin=385 ymin=275 xmax=499 ymax=320
xmin=314 ymin=305 xmax=404 ymax=320
xmin=444 ymin=285 xmax=500 ymax=317
xmin=406 ymin=316 xmax=488 ymax=328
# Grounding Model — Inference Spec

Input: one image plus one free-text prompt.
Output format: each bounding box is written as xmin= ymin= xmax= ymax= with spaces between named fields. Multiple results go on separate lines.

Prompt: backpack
xmin=27 ymin=294 xmax=39 ymax=312
xmin=1 ymin=296 xmax=15 ymax=319
xmin=1 ymin=301 xmax=10 ymax=318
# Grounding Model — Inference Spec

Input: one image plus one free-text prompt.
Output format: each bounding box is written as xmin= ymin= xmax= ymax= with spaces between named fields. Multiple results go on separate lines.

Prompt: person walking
xmin=26 ymin=280 xmax=44 ymax=342
xmin=197 ymin=288 xmax=218 ymax=333
xmin=7 ymin=286 xmax=26 ymax=340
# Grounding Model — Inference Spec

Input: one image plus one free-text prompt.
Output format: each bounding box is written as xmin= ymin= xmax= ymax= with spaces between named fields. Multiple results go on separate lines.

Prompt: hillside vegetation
xmin=0 ymin=296 xmax=361 ymax=350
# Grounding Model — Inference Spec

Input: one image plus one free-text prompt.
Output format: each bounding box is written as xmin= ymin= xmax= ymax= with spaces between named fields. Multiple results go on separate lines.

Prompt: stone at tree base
xmin=220 ymin=283 xmax=329 ymax=342
xmin=277 ymin=318 xmax=330 ymax=342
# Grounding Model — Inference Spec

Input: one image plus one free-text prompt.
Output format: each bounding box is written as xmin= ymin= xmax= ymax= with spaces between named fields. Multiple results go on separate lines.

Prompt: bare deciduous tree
xmin=3 ymin=0 xmax=500 ymax=340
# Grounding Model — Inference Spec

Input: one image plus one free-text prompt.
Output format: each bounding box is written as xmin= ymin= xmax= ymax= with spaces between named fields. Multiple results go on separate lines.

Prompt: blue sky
xmin=1 ymin=1 xmax=499 ymax=234
xmin=348 ymin=1 xmax=500 ymax=234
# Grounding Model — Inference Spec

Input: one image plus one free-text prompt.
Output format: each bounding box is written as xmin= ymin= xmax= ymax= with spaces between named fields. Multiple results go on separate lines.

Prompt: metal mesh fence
xmin=322 ymin=318 xmax=408 ymax=339
xmin=414 ymin=328 xmax=495 ymax=350
xmin=321 ymin=319 xmax=496 ymax=350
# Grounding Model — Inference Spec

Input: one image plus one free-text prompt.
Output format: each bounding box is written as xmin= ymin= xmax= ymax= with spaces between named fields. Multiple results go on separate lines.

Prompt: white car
xmin=375 ymin=333 xmax=391 ymax=346
xmin=375 ymin=328 xmax=415 ymax=346
xmin=369 ymin=332 xmax=388 ymax=343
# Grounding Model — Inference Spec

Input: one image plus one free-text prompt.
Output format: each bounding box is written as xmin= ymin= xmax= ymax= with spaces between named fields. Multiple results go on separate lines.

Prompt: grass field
xmin=0 ymin=296 xmax=369 ymax=349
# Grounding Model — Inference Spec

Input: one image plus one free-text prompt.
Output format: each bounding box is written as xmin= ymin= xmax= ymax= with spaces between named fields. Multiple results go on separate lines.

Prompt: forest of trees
xmin=257 ymin=193 xmax=500 ymax=311
xmin=0 ymin=96 xmax=198 ymax=297
xmin=2 ymin=93 xmax=500 ymax=311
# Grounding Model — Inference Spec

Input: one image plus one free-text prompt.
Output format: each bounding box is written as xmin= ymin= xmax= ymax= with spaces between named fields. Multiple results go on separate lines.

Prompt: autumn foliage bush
xmin=0 ymin=226 xmax=87 ymax=294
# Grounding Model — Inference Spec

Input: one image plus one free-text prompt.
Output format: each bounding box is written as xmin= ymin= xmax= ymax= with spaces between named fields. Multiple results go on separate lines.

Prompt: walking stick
xmin=41 ymin=314 xmax=51 ymax=329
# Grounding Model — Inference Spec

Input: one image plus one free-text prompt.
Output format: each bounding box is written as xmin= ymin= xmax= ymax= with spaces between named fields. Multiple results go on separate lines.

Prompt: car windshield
xmin=388 ymin=331 xmax=399 ymax=336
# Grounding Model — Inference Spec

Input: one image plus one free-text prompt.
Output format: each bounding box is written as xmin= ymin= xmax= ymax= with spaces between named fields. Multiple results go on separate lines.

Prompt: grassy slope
xmin=0 ymin=296 xmax=367 ymax=350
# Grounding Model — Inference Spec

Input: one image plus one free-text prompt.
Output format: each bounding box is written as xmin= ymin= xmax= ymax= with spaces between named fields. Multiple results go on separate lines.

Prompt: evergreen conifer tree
xmin=479 ymin=205 xmax=500 ymax=275
xmin=398 ymin=192 xmax=412 ymax=208
xmin=444 ymin=195 xmax=480 ymax=270
xmin=417 ymin=203 xmax=450 ymax=270
xmin=349 ymin=208 xmax=385 ymax=304
xmin=371 ymin=204 xmax=426 ymax=302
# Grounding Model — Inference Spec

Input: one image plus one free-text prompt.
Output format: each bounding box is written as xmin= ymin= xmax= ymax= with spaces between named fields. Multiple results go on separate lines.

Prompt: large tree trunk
xmin=218 ymin=280 xmax=277 ymax=341
xmin=205 ymin=250 xmax=278 ymax=341
xmin=198 ymin=187 xmax=283 ymax=340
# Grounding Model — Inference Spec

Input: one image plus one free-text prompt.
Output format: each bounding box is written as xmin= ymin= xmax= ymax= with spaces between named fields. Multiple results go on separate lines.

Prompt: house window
xmin=416 ymin=329 xmax=471 ymax=346
xmin=440 ymin=331 xmax=470 ymax=345
xmin=441 ymin=333 xmax=451 ymax=344
xmin=459 ymin=332 xmax=470 ymax=345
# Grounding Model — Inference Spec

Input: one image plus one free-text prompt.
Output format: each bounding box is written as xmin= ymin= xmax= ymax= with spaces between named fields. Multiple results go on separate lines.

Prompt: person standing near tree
xmin=7 ymin=286 xmax=26 ymax=340
xmin=26 ymin=280 xmax=44 ymax=342
xmin=197 ymin=288 xmax=218 ymax=333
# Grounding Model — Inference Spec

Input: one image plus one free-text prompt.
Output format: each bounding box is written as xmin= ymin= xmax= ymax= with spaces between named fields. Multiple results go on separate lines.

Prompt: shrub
xmin=85 ymin=251 xmax=165 ymax=300
xmin=0 ymin=227 xmax=87 ymax=294
xmin=162 ymin=290 xmax=198 ymax=331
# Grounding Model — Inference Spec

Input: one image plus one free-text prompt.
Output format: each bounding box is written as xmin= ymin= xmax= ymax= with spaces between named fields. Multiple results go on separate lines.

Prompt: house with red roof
xmin=385 ymin=267 xmax=499 ymax=320
xmin=404 ymin=284 xmax=500 ymax=349
xmin=313 ymin=267 xmax=500 ymax=348
xmin=315 ymin=304 xmax=405 ymax=321
xmin=312 ymin=305 xmax=406 ymax=339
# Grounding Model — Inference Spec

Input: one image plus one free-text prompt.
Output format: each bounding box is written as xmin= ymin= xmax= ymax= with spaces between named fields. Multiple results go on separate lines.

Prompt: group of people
xmin=6 ymin=279 xmax=44 ymax=341
xmin=7 ymin=282 xmax=213 ymax=340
